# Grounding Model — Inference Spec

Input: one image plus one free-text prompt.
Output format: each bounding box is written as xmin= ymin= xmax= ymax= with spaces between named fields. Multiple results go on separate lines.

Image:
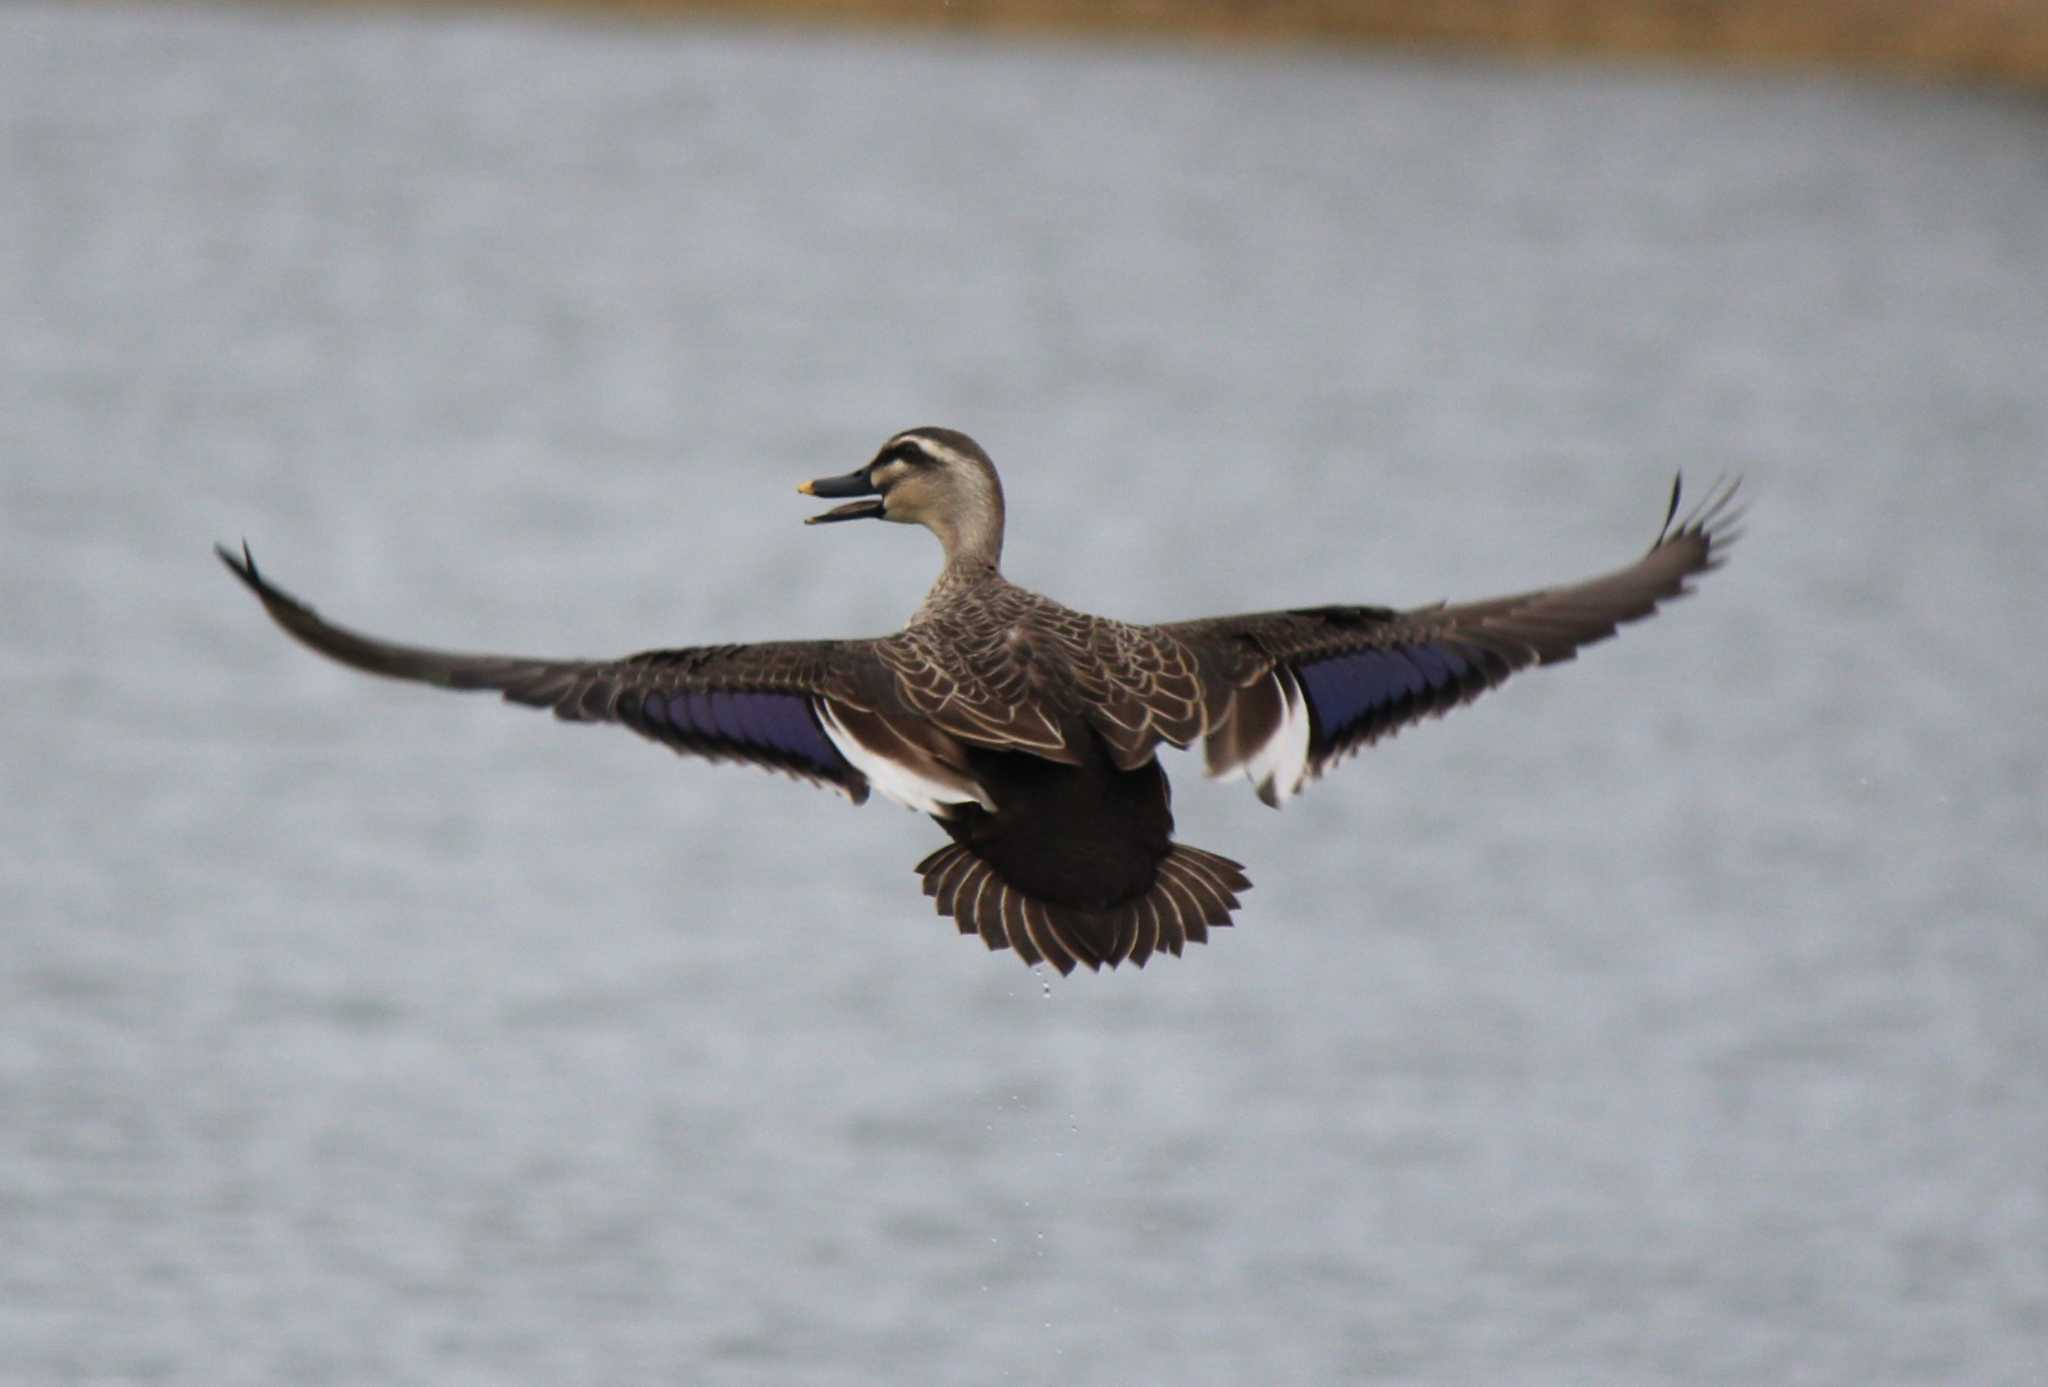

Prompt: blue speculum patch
xmin=643 ymin=687 xmax=845 ymax=774
xmin=1299 ymin=644 xmax=1464 ymax=740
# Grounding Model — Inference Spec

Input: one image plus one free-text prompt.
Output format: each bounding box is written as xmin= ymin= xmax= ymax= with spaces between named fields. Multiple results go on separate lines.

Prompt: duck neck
xmin=923 ymin=551 xmax=1003 ymax=609
xmin=928 ymin=499 xmax=1004 ymax=577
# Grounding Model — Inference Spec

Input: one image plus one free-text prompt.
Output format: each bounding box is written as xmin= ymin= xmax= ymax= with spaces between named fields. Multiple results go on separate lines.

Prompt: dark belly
xmin=936 ymin=739 xmax=1173 ymax=912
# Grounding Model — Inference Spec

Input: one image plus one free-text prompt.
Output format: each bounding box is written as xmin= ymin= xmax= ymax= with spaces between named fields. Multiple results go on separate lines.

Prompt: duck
xmin=218 ymin=426 xmax=1739 ymax=974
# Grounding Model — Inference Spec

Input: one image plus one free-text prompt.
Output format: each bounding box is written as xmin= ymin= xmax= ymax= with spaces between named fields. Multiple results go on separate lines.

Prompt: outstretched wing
xmin=216 ymin=543 xmax=890 ymax=803
xmin=1160 ymin=477 xmax=1742 ymax=805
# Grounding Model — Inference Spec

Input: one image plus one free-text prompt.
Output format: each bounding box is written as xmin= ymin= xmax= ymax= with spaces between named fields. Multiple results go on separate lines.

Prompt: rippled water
xmin=4 ymin=4 xmax=2045 ymax=1383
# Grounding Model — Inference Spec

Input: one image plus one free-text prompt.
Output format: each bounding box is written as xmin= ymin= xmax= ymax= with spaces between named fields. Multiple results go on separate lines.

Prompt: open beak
xmin=798 ymin=467 xmax=884 ymax=524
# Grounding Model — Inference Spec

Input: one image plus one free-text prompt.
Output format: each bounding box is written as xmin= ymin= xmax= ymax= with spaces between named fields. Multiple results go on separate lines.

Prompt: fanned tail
xmin=913 ymin=843 xmax=1251 ymax=974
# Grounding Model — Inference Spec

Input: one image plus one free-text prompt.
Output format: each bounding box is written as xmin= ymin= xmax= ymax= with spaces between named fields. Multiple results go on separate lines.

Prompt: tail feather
xmin=1164 ymin=848 xmax=1244 ymax=952
xmin=1128 ymin=895 xmax=1160 ymax=968
xmin=1038 ymin=898 xmax=1098 ymax=974
xmin=1151 ymin=868 xmax=1194 ymax=952
xmin=967 ymin=869 xmax=1006 ymax=953
xmin=1158 ymin=856 xmax=1214 ymax=929
xmin=926 ymin=845 xmax=978 ymax=931
xmin=1169 ymin=846 xmax=1253 ymax=904
xmin=913 ymin=842 xmax=1250 ymax=973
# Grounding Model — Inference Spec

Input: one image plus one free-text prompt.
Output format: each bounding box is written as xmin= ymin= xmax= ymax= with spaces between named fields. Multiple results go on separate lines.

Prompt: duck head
xmin=800 ymin=427 xmax=1006 ymax=568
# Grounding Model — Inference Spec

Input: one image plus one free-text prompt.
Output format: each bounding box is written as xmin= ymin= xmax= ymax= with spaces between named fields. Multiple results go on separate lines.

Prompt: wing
xmin=1160 ymin=476 xmax=1742 ymax=805
xmin=215 ymin=543 xmax=890 ymax=803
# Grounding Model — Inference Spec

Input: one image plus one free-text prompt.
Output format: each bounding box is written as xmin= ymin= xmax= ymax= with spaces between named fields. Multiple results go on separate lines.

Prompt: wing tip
xmin=215 ymin=538 xmax=259 ymax=587
xmin=215 ymin=538 xmax=321 ymax=626
xmin=1656 ymin=473 xmax=1745 ymax=556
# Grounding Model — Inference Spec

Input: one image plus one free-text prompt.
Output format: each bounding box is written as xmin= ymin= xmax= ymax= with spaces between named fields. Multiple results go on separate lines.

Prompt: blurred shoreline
xmin=363 ymin=0 xmax=2048 ymax=86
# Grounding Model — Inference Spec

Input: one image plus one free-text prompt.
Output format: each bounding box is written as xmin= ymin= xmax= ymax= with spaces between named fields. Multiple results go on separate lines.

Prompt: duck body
xmin=218 ymin=426 xmax=1738 ymax=974
xmin=818 ymin=558 xmax=1246 ymax=971
xmin=940 ymin=738 xmax=1171 ymax=914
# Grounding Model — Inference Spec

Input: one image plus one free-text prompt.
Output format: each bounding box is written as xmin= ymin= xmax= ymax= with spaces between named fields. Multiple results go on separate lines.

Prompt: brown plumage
xmin=217 ymin=426 xmax=1739 ymax=973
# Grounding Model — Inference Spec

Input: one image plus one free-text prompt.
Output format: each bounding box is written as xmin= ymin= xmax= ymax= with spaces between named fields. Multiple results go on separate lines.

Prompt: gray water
xmin=4 ymin=4 xmax=2045 ymax=1383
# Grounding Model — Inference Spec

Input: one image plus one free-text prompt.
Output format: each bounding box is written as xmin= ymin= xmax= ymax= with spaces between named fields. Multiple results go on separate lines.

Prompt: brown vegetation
xmin=476 ymin=0 xmax=2048 ymax=86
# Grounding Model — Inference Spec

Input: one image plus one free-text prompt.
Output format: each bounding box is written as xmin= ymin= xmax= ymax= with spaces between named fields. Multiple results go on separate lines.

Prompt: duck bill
xmin=804 ymin=497 xmax=885 ymax=524
xmin=798 ymin=467 xmax=883 ymax=523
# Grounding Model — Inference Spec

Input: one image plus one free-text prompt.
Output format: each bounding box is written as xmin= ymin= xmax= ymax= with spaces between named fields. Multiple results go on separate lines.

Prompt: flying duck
xmin=218 ymin=427 xmax=1738 ymax=974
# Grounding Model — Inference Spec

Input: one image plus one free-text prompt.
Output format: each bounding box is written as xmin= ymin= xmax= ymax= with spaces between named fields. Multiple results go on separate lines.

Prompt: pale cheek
xmin=883 ymin=481 xmax=927 ymax=522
